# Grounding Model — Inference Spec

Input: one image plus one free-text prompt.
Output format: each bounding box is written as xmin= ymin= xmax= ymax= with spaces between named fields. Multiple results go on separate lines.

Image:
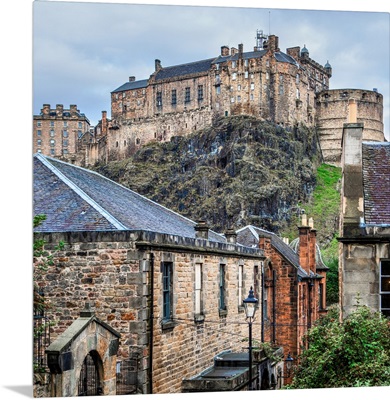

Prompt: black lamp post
xmin=243 ymin=286 xmax=258 ymax=390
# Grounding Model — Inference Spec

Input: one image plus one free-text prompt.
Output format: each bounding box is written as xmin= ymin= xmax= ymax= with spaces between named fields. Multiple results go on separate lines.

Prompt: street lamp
xmin=243 ymin=286 xmax=258 ymax=390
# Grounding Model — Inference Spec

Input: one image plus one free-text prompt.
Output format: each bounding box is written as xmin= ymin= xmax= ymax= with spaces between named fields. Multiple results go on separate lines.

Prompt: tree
xmin=288 ymin=304 xmax=390 ymax=389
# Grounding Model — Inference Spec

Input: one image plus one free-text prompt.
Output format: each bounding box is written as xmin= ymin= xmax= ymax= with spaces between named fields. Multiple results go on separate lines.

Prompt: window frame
xmin=162 ymin=261 xmax=173 ymax=322
xmin=380 ymin=259 xmax=390 ymax=318
xmin=219 ymin=264 xmax=226 ymax=312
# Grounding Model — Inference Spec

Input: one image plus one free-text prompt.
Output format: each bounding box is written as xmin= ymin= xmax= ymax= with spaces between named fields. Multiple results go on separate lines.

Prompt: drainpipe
xmin=261 ymin=263 xmax=265 ymax=343
xmin=148 ymin=253 xmax=155 ymax=394
xmin=308 ymin=279 xmax=313 ymax=330
xmin=272 ymin=270 xmax=277 ymax=343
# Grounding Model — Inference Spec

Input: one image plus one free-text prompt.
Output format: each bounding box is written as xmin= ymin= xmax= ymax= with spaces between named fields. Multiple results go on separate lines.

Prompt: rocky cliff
xmin=94 ymin=115 xmax=326 ymax=237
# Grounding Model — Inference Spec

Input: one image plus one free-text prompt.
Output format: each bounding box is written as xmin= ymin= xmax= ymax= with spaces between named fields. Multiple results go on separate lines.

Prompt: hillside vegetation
xmin=94 ymin=115 xmax=341 ymax=256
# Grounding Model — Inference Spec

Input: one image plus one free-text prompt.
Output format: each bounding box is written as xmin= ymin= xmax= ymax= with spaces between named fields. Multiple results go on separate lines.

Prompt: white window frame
xmin=195 ymin=263 xmax=203 ymax=315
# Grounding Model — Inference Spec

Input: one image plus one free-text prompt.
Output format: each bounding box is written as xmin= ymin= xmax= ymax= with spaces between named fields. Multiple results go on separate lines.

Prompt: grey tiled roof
xmin=112 ymin=49 xmax=298 ymax=91
xmin=154 ymin=58 xmax=215 ymax=81
xmin=112 ymin=79 xmax=148 ymax=93
xmin=236 ymin=225 xmax=309 ymax=278
xmin=362 ymin=142 xmax=390 ymax=226
xmin=33 ymin=153 xmax=226 ymax=243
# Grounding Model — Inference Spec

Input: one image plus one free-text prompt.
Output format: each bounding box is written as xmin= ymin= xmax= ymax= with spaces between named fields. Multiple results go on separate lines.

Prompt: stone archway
xmin=46 ymin=306 xmax=120 ymax=397
xmin=78 ymin=351 xmax=103 ymax=396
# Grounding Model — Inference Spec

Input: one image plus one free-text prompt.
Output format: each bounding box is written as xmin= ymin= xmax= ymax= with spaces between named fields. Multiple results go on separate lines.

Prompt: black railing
xmin=33 ymin=314 xmax=51 ymax=372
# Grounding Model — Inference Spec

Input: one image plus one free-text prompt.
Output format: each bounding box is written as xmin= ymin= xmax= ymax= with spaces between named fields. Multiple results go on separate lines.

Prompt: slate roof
xmin=112 ymin=79 xmax=148 ymax=93
xmin=236 ymin=225 xmax=309 ymax=278
xmin=362 ymin=142 xmax=390 ymax=226
xmin=33 ymin=153 xmax=226 ymax=243
xmin=154 ymin=58 xmax=215 ymax=81
xmin=112 ymin=49 xmax=298 ymax=91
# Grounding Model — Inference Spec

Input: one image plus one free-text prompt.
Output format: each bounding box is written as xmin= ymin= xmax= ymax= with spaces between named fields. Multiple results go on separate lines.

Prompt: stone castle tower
xmin=316 ymin=88 xmax=384 ymax=165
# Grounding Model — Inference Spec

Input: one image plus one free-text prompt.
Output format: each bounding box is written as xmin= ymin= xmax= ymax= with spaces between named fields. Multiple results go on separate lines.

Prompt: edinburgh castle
xmin=33 ymin=31 xmax=385 ymax=166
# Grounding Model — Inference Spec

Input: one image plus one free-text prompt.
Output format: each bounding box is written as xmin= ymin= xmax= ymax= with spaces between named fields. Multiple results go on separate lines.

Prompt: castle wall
xmin=316 ymin=89 xmax=384 ymax=166
xmin=106 ymin=35 xmax=332 ymax=161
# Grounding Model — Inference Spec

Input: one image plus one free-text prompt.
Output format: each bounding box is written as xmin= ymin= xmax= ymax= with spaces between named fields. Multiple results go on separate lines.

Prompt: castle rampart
xmin=316 ymin=89 xmax=384 ymax=165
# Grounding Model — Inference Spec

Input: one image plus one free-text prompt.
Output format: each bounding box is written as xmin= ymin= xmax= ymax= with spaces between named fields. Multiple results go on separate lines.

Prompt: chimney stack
xmin=225 ymin=229 xmax=237 ymax=244
xmin=195 ymin=221 xmax=209 ymax=240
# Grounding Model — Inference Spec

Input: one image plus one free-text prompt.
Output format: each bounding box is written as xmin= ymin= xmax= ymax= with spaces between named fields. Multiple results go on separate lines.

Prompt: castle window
xmin=63 ymin=139 xmax=68 ymax=147
xmin=250 ymin=94 xmax=254 ymax=101
xmin=63 ymin=130 xmax=68 ymax=137
xmin=37 ymin=121 xmax=41 ymax=127
xmin=136 ymin=138 xmax=140 ymax=145
xmin=122 ymin=92 xmax=126 ymax=98
xmin=63 ymin=121 xmax=67 ymax=127
xmin=232 ymin=61 xmax=236 ymax=68
xmin=124 ymin=140 xmax=126 ymax=146
xmin=78 ymin=122 xmax=82 ymax=129
xmin=63 ymin=149 xmax=68 ymax=154
xmin=198 ymin=85 xmax=204 ymax=101
xmin=50 ymin=130 xmax=55 ymax=137
xmin=244 ymin=59 xmax=248 ymax=67
xmin=231 ymin=97 xmax=235 ymax=103
xmin=37 ymin=130 xmax=42 ymax=136
xmin=215 ymin=63 xmax=219 ymax=70
xmin=296 ymin=74 xmax=300 ymax=84
xmin=237 ymin=95 xmax=241 ymax=102
xmin=162 ymin=261 xmax=174 ymax=322
xmin=185 ymin=87 xmax=191 ymax=103
xmin=250 ymin=83 xmax=255 ymax=91
xmin=216 ymin=86 xmax=221 ymax=95
xmin=237 ymin=85 xmax=241 ymax=91
xmin=232 ymin=72 xmax=237 ymax=80
xmin=50 ymin=148 xmax=55 ymax=155
xmin=78 ymin=130 xmax=82 ymax=138
xmin=380 ymin=260 xmax=390 ymax=317
xmin=50 ymin=139 xmax=55 ymax=147
xmin=245 ymin=71 xmax=249 ymax=79
xmin=116 ymin=141 xmax=119 ymax=147
xmin=37 ymin=139 xmax=42 ymax=146
xmin=171 ymin=89 xmax=177 ymax=105
xmin=296 ymin=89 xmax=300 ymax=99
xmin=266 ymin=72 xmax=269 ymax=80
xmin=50 ymin=121 xmax=54 ymax=127
xmin=156 ymin=91 xmax=162 ymax=107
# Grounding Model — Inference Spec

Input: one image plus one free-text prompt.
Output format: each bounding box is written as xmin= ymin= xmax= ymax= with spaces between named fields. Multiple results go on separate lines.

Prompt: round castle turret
xmin=316 ymin=88 xmax=384 ymax=166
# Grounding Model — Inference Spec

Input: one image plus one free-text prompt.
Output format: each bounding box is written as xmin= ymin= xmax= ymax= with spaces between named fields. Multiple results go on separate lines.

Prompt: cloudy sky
xmin=32 ymin=0 xmax=390 ymax=139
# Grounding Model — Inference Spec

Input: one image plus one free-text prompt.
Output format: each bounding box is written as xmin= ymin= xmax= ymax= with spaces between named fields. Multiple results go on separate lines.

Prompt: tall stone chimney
xmin=155 ymin=59 xmax=162 ymax=72
xmin=42 ymin=104 xmax=50 ymax=115
xmin=298 ymin=213 xmax=312 ymax=275
xmin=195 ymin=221 xmax=209 ymax=240
xmin=221 ymin=46 xmax=229 ymax=56
xmin=56 ymin=104 xmax=63 ymax=117
xmin=225 ymin=229 xmax=237 ymax=244
xmin=129 ymin=76 xmax=136 ymax=82
xmin=340 ymin=121 xmax=364 ymax=236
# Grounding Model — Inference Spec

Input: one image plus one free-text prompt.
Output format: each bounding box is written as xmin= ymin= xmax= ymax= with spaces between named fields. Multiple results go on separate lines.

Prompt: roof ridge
xmin=35 ymin=153 xmax=128 ymax=230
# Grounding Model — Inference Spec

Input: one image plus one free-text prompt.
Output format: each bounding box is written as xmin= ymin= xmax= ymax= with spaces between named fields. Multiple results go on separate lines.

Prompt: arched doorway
xmin=261 ymin=368 xmax=270 ymax=390
xmin=78 ymin=351 xmax=103 ymax=396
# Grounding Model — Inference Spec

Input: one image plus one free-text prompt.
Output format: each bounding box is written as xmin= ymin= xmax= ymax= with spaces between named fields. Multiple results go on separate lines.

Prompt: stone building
xmin=107 ymin=31 xmax=332 ymax=161
xmin=33 ymin=104 xmax=91 ymax=161
xmin=33 ymin=153 xmax=288 ymax=395
xmin=338 ymin=120 xmax=390 ymax=319
xmin=316 ymin=90 xmax=384 ymax=166
xmin=236 ymin=221 xmax=328 ymax=385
